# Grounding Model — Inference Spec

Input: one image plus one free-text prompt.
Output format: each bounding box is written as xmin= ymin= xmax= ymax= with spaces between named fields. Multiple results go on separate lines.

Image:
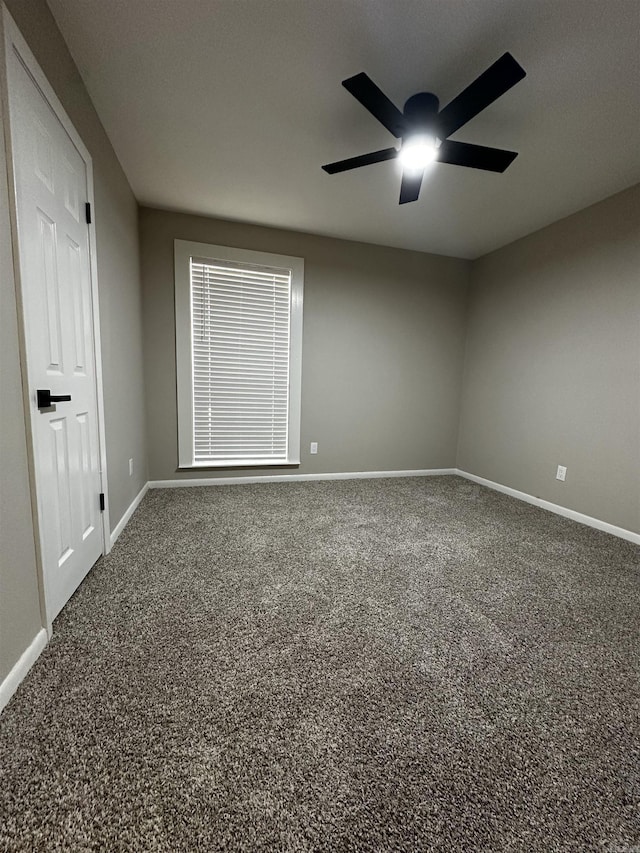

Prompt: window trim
xmin=174 ymin=239 xmax=304 ymax=469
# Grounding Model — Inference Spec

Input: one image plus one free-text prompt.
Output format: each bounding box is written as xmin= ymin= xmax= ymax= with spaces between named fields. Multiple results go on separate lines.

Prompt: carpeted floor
xmin=0 ymin=476 xmax=638 ymax=852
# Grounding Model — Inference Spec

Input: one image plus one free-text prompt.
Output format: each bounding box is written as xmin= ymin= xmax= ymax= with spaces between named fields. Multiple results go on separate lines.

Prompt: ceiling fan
xmin=322 ymin=52 xmax=526 ymax=204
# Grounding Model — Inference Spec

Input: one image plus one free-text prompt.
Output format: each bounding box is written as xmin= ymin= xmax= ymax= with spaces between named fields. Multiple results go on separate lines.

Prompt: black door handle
xmin=37 ymin=389 xmax=72 ymax=409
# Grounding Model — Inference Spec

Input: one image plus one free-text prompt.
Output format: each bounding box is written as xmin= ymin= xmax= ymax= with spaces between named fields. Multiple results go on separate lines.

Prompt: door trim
xmin=0 ymin=6 xmax=110 ymax=630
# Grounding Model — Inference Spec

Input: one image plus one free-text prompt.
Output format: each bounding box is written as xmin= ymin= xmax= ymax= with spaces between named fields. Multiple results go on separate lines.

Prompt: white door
xmin=6 ymin=39 xmax=104 ymax=620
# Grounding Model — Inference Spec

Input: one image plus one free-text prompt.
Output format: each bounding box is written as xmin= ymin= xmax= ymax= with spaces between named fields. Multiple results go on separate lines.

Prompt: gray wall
xmin=458 ymin=185 xmax=640 ymax=533
xmin=139 ymin=207 xmax=471 ymax=481
xmin=0 ymin=0 xmax=148 ymax=680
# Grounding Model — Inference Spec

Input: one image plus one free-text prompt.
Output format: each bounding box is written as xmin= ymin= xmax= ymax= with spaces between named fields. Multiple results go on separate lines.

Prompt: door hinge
xmin=85 ymin=202 xmax=92 ymax=224
xmin=99 ymin=492 xmax=105 ymax=512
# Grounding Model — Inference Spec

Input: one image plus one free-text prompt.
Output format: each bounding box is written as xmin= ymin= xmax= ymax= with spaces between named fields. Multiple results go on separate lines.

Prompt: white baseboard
xmin=109 ymin=482 xmax=149 ymax=548
xmin=456 ymin=470 xmax=640 ymax=545
xmin=148 ymin=468 xmax=456 ymax=489
xmin=0 ymin=628 xmax=47 ymax=714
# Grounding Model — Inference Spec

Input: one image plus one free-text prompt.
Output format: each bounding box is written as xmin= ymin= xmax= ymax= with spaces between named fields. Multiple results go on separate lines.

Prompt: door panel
xmin=7 ymin=49 xmax=104 ymax=620
xmin=68 ymin=237 xmax=87 ymax=373
xmin=37 ymin=209 xmax=64 ymax=373
xmin=50 ymin=416 xmax=72 ymax=563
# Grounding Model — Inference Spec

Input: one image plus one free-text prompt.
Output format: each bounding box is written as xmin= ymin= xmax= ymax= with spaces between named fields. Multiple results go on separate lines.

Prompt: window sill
xmin=178 ymin=459 xmax=300 ymax=471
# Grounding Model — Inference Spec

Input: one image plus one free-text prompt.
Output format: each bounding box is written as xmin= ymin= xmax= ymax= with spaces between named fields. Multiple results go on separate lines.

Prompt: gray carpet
xmin=1 ymin=476 xmax=639 ymax=852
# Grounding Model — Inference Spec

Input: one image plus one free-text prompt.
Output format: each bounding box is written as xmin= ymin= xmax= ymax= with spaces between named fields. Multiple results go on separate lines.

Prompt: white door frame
xmin=0 ymin=5 xmax=111 ymax=632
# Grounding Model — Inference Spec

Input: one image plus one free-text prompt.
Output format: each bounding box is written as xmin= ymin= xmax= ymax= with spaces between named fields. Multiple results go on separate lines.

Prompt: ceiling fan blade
xmin=437 ymin=53 xmax=526 ymax=139
xmin=437 ymin=140 xmax=518 ymax=172
xmin=342 ymin=73 xmax=407 ymax=138
xmin=399 ymin=170 xmax=423 ymax=204
xmin=322 ymin=146 xmax=398 ymax=174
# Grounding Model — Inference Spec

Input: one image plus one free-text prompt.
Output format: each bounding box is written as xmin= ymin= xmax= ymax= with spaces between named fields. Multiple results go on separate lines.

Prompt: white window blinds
xmin=190 ymin=258 xmax=292 ymax=463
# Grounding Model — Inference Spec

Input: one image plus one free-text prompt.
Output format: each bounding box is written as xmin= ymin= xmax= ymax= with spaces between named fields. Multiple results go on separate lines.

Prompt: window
xmin=175 ymin=240 xmax=303 ymax=468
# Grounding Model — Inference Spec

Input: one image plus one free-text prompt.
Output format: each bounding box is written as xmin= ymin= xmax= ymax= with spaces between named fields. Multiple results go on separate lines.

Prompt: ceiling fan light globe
xmin=399 ymin=134 xmax=438 ymax=171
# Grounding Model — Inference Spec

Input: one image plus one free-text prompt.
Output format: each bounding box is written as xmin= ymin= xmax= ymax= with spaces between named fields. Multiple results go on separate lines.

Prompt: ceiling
xmin=47 ymin=0 xmax=640 ymax=259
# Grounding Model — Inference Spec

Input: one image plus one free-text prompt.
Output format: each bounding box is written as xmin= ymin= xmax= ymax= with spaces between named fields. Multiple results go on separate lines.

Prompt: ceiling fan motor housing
xmin=403 ymin=93 xmax=440 ymax=136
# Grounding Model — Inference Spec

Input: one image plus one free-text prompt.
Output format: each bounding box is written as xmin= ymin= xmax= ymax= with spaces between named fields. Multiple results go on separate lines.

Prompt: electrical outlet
xmin=556 ymin=465 xmax=567 ymax=482
xmin=129 ymin=458 xmax=134 ymax=476
xmin=310 ymin=442 xmax=318 ymax=455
